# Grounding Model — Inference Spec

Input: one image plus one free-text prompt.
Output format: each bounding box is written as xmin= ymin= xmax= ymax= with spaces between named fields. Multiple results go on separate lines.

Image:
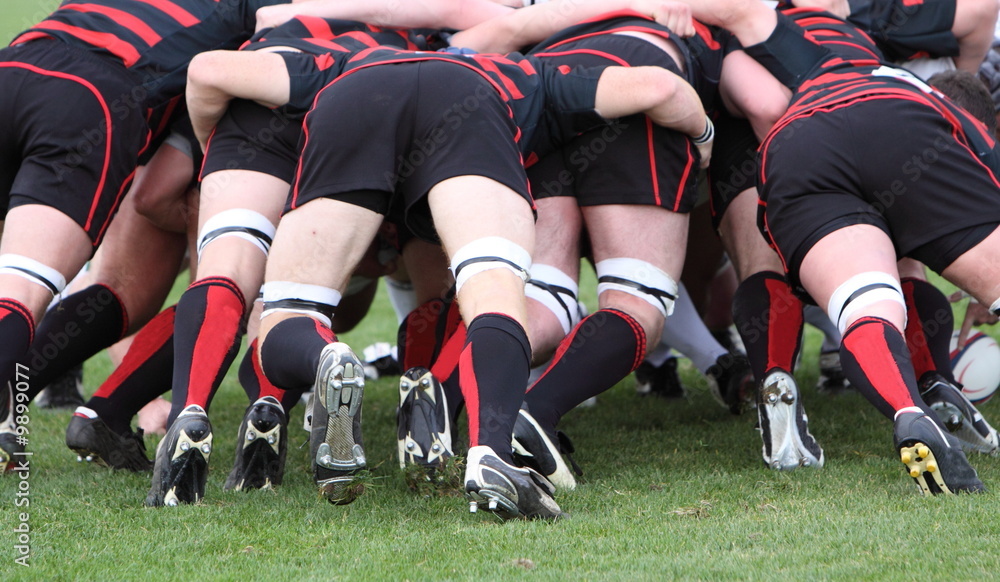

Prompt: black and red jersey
xmin=755 ymin=9 xmax=994 ymax=180
xmin=245 ymin=16 xmax=444 ymax=56
xmin=10 ymin=0 xmax=287 ymax=106
xmin=302 ymin=45 xmax=606 ymax=162
xmin=526 ymin=11 xmax=730 ymax=110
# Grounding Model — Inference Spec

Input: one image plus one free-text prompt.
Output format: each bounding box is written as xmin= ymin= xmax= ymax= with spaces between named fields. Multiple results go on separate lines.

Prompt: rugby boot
xmin=511 ymin=407 xmax=580 ymax=491
xmin=397 ymin=367 xmax=453 ymax=473
xmin=634 ymin=358 xmax=686 ymax=399
xmin=919 ymin=372 xmax=999 ymax=455
xmin=757 ymin=369 xmax=824 ymax=470
xmin=146 ymin=405 xmax=213 ymax=506
xmin=0 ymin=383 xmax=21 ymax=473
xmin=66 ymin=408 xmax=152 ymax=471
xmin=224 ymin=396 xmax=287 ymax=491
xmin=816 ymin=350 xmax=852 ymax=394
xmin=465 ymin=445 xmax=564 ymax=521
xmin=36 ymin=364 xmax=86 ymax=409
xmin=310 ymin=342 xmax=366 ymax=505
xmin=894 ymin=411 xmax=985 ymax=495
xmin=707 ymin=353 xmax=755 ymax=414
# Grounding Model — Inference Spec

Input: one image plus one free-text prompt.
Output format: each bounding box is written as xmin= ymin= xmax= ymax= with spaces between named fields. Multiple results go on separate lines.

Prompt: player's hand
xmin=636 ymin=0 xmax=695 ymax=36
xmin=949 ymin=291 xmax=1000 ymax=347
xmin=255 ymin=5 xmax=293 ymax=33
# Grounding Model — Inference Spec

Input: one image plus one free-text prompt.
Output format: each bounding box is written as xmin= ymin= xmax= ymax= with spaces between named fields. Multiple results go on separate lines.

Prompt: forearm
xmin=595 ymin=66 xmax=706 ymax=137
xmin=186 ymin=83 xmax=233 ymax=149
xmin=265 ymin=0 xmax=509 ymax=31
xmin=450 ymin=0 xmax=642 ymax=54
xmin=186 ymin=51 xmax=292 ymax=148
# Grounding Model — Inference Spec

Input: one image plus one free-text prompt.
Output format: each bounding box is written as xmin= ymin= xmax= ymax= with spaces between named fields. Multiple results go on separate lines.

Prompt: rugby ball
xmin=949 ymin=331 xmax=1000 ymax=405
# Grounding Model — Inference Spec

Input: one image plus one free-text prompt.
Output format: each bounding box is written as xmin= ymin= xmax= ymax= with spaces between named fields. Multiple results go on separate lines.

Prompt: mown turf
xmin=3 ymin=6 xmax=1000 ymax=580
xmin=2 ymin=268 xmax=1000 ymax=580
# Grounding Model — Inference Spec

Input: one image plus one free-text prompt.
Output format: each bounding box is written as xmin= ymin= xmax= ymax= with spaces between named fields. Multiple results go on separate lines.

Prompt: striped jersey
xmin=11 ymin=0 xmax=288 ymax=106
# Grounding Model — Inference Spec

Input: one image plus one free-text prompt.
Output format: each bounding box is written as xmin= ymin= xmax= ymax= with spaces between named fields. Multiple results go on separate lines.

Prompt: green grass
xmin=3 ymin=4 xmax=1000 ymax=580
xmin=2 ymin=269 xmax=1000 ymax=580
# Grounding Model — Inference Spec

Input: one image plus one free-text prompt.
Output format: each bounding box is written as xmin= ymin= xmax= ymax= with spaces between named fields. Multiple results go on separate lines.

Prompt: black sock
xmin=0 ymin=299 xmax=34 ymax=421
xmin=87 ymin=306 xmax=176 ymax=436
xmin=26 ymin=284 xmax=126 ymax=396
xmin=732 ymin=271 xmax=803 ymax=382
xmin=458 ymin=313 xmax=530 ymax=463
xmin=260 ymin=317 xmax=336 ymax=389
xmin=238 ymin=337 xmax=302 ymax=412
xmin=525 ymin=309 xmax=646 ymax=430
xmin=902 ymin=277 xmax=956 ymax=382
xmin=841 ymin=316 xmax=931 ymax=420
xmin=169 ymin=277 xmax=246 ymax=424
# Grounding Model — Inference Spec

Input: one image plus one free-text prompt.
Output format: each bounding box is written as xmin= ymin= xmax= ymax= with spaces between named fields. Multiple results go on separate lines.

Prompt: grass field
xmin=3 ymin=4 xmax=1000 ymax=581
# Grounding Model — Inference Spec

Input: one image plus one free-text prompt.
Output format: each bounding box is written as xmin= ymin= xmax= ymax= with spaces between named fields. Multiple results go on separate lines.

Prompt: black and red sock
xmin=732 ymin=271 xmax=804 ymax=382
xmin=902 ymin=277 xmax=956 ymax=382
xmin=459 ymin=313 xmax=530 ymax=463
xmin=238 ymin=337 xmax=301 ymax=412
xmin=26 ymin=284 xmax=127 ymax=397
xmin=260 ymin=316 xmax=336 ymax=389
xmin=86 ymin=306 xmax=176 ymax=436
xmin=840 ymin=316 xmax=932 ymax=420
xmin=397 ymin=296 xmax=463 ymax=370
xmin=0 ymin=299 xmax=34 ymax=414
xmin=169 ymin=277 xmax=246 ymax=424
xmin=524 ymin=308 xmax=646 ymax=430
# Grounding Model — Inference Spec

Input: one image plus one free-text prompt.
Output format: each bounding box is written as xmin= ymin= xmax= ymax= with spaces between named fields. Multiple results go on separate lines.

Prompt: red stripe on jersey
xmin=340 ymin=31 xmax=379 ymax=48
xmin=534 ymin=48 xmax=630 ymax=66
xmin=0 ymin=62 xmax=116 ymax=226
xmin=62 ymin=4 xmax=162 ymax=46
xmin=133 ymin=0 xmax=199 ymax=27
xmin=10 ymin=31 xmax=53 ymax=45
xmin=308 ymin=38 xmax=350 ymax=53
xmin=471 ymin=55 xmax=523 ymax=99
xmin=296 ymin=15 xmax=334 ymax=39
xmin=93 ymin=166 xmax=138 ymax=244
xmin=674 ymin=134 xmax=696 ymax=212
xmin=543 ymin=26 xmax=673 ymax=52
xmin=29 ymin=21 xmax=141 ymax=65
xmin=644 ymin=117 xmax=662 ymax=206
xmin=693 ymin=21 xmax=720 ymax=50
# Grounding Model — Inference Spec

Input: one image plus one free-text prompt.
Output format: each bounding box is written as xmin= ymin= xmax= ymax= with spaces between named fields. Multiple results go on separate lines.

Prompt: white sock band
xmin=827 ymin=272 xmax=905 ymax=334
xmin=596 ymin=258 xmax=678 ymax=318
xmin=0 ymin=254 xmax=67 ymax=295
xmin=261 ymin=281 xmax=342 ymax=328
xmin=449 ymin=236 xmax=531 ymax=294
xmin=197 ymin=209 xmax=276 ymax=259
xmin=526 ymin=264 xmax=580 ymax=335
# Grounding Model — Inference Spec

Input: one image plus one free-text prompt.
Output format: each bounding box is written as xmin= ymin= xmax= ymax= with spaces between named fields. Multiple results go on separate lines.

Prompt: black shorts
xmin=853 ymin=0 xmax=959 ymax=61
xmin=288 ymin=60 xmax=530 ymax=243
xmin=201 ymin=99 xmax=303 ymax=184
xmin=0 ymin=39 xmax=149 ymax=246
xmin=759 ymin=97 xmax=1000 ymax=289
xmin=708 ymin=111 xmax=760 ymax=229
xmin=528 ymin=34 xmax=700 ymax=211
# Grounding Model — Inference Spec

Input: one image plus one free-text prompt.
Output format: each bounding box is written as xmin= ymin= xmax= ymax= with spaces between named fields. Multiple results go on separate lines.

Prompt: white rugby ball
xmin=950 ymin=331 xmax=1000 ymax=405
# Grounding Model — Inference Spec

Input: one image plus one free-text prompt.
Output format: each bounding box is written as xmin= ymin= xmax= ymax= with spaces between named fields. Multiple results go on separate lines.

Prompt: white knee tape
xmin=449 ymin=236 xmax=531 ymax=294
xmin=261 ymin=281 xmax=342 ymax=328
xmin=827 ymin=272 xmax=905 ymax=334
xmin=595 ymin=258 xmax=678 ymax=318
xmin=526 ymin=264 xmax=581 ymax=335
xmin=197 ymin=209 xmax=276 ymax=259
xmin=0 ymin=254 xmax=67 ymax=295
